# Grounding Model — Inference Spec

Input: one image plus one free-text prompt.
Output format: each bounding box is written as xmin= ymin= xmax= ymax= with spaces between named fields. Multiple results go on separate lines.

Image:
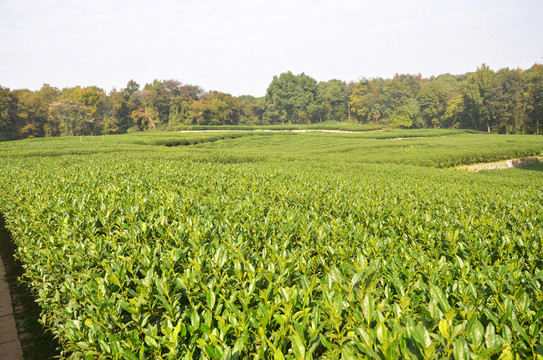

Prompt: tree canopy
xmin=1 ymin=64 xmax=542 ymax=140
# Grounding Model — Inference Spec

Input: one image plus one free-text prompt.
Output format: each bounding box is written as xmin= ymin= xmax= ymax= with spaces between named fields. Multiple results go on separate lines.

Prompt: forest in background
xmin=0 ymin=63 xmax=542 ymax=141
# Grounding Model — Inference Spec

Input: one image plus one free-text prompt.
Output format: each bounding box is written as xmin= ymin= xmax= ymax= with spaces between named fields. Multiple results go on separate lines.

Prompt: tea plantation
xmin=0 ymin=130 xmax=541 ymax=359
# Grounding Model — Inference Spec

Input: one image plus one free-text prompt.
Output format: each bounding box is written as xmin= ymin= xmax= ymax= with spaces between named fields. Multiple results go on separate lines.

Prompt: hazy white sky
xmin=1 ymin=0 xmax=542 ymax=96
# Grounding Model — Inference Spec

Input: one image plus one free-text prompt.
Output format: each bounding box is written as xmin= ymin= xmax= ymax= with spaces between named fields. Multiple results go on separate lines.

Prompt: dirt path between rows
xmin=458 ymin=156 xmax=543 ymax=172
xmin=0 ymin=216 xmax=59 ymax=360
xmin=0 ymin=253 xmax=23 ymax=359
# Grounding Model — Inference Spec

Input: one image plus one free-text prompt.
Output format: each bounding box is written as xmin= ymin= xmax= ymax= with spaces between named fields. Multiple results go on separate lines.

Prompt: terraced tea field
xmin=0 ymin=129 xmax=542 ymax=359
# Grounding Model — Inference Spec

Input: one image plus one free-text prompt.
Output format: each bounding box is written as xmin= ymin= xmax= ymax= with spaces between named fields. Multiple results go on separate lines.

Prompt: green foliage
xmin=2 ymin=64 xmax=543 ymax=142
xmin=349 ymin=79 xmax=384 ymax=123
xmin=463 ymin=64 xmax=496 ymax=132
xmin=48 ymin=99 xmax=93 ymax=136
xmin=266 ymin=71 xmax=318 ymax=124
xmin=525 ymin=64 xmax=543 ymax=134
xmin=0 ymin=85 xmax=19 ymax=140
xmin=312 ymin=79 xmax=349 ymax=122
xmin=417 ymin=81 xmax=449 ymax=128
xmin=388 ymin=99 xmax=420 ymax=128
xmin=0 ymin=131 xmax=541 ymax=359
xmin=186 ymin=130 xmax=541 ymax=168
xmin=166 ymin=121 xmax=382 ymax=132
xmin=63 ymin=86 xmax=106 ymax=118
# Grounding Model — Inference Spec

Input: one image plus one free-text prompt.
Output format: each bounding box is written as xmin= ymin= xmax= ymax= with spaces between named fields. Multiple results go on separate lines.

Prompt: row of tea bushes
xmin=0 ymin=133 xmax=541 ymax=359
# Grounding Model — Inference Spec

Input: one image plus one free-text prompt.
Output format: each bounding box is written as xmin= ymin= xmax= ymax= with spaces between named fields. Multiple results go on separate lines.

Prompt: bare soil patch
xmin=458 ymin=156 xmax=543 ymax=172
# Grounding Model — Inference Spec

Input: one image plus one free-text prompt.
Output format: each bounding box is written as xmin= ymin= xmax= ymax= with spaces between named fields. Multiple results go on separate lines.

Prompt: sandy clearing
xmin=457 ymin=156 xmax=543 ymax=172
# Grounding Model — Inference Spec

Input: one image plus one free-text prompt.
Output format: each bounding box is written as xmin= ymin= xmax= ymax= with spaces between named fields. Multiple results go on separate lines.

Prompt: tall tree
xmin=142 ymin=80 xmax=171 ymax=125
xmin=103 ymin=88 xmax=129 ymax=134
xmin=266 ymin=71 xmax=318 ymax=124
xmin=381 ymin=75 xmax=418 ymax=121
xmin=315 ymin=79 xmax=348 ymax=122
xmin=10 ymin=84 xmax=60 ymax=138
xmin=417 ymin=81 xmax=448 ymax=128
xmin=350 ymin=79 xmax=384 ymax=124
xmin=525 ymin=64 xmax=543 ymax=134
xmin=48 ymin=99 xmax=92 ymax=136
xmin=207 ymin=91 xmax=240 ymax=125
xmin=125 ymin=80 xmax=140 ymax=100
xmin=12 ymin=89 xmax=42 ymax=138
xmin=128 ymin=90 xmax=160 ymax=130
xmin=134 ymin=80 xmax=204 ymax=128
xmin=462 ymin=64 xmax=496 ymax=132
xmin=61 ymin=86 xmax=106 ymax=134
xmin=167 ymin=83 xmax=204 ymax=126
xmin=0 ymin=86 xmax=18 ymax=140
xmin=238 ymin=95 xmax=266 ymax=125
xmin=388 ymin=99 xmax=420 ymax=128
xmin=488 ymin=68 xmax=528 ymax=133
xmin=442 ymin=94 xmax=466 ymax=129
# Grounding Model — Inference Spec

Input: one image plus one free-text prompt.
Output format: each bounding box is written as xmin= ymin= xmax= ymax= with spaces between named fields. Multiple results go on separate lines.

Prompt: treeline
xmin=0 ymin=64 xmax=542 ymax=140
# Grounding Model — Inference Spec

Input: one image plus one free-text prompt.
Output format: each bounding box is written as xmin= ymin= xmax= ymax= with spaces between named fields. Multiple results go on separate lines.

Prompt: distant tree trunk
xmin=471 ymin=117 xmax=477 ymax=131
xmin=146 ymin=115 xmax=156 ymax=129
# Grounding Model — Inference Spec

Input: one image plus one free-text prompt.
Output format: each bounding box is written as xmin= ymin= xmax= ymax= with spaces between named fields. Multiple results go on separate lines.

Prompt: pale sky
xmin=1 ymin=0 xmax=542 ymax=96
